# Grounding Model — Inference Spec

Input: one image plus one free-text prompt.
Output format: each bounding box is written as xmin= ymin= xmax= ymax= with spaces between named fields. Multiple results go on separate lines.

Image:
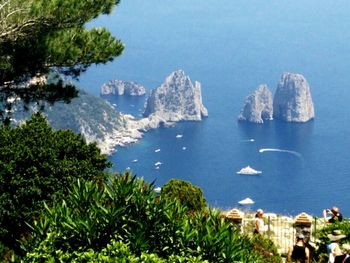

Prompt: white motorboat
xmin=236 ymin=166 xmax=262 ymax=175
xmin=154 ymin=161 xmax=162 ymax=166
xmin=155 ymin=149 xmax=161 ymax=153
xmin=132 ymin=159 xmax=138 ymax=163
xmin=238 ymin=197 xmax=255 ymax=205
xmin=176 ymin=134 xmax=183 ymax=138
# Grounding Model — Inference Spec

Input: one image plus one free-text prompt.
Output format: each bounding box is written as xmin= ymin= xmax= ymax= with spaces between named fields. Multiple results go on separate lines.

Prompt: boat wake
xmin=259 ymin=148 xmax=302 ymax=158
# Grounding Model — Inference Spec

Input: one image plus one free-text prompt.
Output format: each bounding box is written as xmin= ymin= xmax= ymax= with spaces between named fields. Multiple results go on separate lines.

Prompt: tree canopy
xmin=0 ymin=113 xmax=111 ymax=249
xmin=0 ymin=0 xmax=124 ymax=122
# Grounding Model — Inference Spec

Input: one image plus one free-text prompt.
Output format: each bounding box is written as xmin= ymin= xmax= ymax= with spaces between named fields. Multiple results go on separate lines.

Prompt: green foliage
xmin=21 ymin=173 xmax=281 ymax=263
xmin=250 ymin=234 xmax=281 ymax=263
xmin=24 ymin=239 xmax=208 ymax=263
xmin=161 ymin=179 xmax=207 ymax=213
xmin=0 ymin=113 xmax=110 ymax=251
xmin=0 ymin=0 xmax=124 ymax=123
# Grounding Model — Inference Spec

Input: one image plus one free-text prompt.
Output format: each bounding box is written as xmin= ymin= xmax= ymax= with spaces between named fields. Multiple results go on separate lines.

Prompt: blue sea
xmin=79 ymin=0 xmax=350 ymax=216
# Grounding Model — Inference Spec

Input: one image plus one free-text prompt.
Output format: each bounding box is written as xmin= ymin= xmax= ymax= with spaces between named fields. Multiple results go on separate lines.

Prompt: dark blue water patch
xmin=108 ymin=118 xmax=329 ymax=217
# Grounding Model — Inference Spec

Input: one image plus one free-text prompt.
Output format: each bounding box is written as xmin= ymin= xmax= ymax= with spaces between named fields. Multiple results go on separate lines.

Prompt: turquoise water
xmin=79 ymin=0 xmax=350 ymax=216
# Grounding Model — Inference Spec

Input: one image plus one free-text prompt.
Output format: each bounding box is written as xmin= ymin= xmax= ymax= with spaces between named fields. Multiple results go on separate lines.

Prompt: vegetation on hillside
xmin=161 ymin=178 xmax=207 ymax=214
xmin=19 ymin=172 xmax=280 ymax=263
xmin=0 ymin=113 xmax=111 ymax=253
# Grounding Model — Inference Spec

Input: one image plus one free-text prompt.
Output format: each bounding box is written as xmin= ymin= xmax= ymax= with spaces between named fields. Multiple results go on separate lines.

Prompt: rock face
xmin=143 ymin=70 xmax=208 ymax=122
xmin=101 ymin=80 xmax=146 ymax=96
xmin=238 ymin=84 xmax=273 ymax=123
xmin=273 ymin=73 xmax=314 ymax=122
xmin=10 ymin=90 xmax=143 ymax=155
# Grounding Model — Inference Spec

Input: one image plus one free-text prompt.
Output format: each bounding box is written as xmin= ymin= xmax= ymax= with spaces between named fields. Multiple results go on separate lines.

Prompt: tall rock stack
xmin=273 ymin=73 xmax=314 ymax=122
xmin=143 ymin=70 xmax=208 ymax=121
xmin=238 ymin=84 xmax=273 ymax=123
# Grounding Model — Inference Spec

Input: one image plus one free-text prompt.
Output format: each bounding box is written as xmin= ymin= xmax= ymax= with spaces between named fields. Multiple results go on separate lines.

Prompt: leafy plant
xmin=0 ymin=113 xmax=110 ymax=252
xmin=21 ymin=174 xmax=281 ymax=262
xmin=161 ymin=179 xmax=207 ymax=214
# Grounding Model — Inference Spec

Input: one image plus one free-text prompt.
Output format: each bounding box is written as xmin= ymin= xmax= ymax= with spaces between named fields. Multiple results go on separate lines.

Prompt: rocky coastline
xmin=84 ymin=70 xmax=207 ymax=154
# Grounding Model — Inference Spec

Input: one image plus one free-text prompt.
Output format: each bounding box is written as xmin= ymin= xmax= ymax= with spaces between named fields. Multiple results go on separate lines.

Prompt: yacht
xmin=238 ymin=197 xmax=255 ymax=205
xmin=236 ymin=166 xmax=262 ymax=175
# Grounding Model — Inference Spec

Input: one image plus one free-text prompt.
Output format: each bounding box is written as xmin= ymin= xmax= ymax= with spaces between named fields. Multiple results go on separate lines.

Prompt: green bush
xmin=0 ymin=113 xmax=110 ymax=252
xmin=161 ymin=179 xmax=207 ymax=214
xmin=21 ymin=173 xmax=281 ymax=262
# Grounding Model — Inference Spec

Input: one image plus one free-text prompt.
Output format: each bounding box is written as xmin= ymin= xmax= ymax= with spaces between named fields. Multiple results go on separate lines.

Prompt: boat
xmin=182 ymin=146 xmax=187 ymax=150
xmin=238 ymin=197 xmax=255 ymax=205
xmin=155 ymin=166 xmax=160 ymax=170
xmin=154 ymin=161 xmax=162 ymax=166
xmin=132 ymin=159 xmax=138 ymax=163
xmin=155 ymin=149 xmax=161 ymax=153
xmin=236 ymin=166 xmax=262 ymax=175
xmin=176 ymin=134 xmax=183 ymax=138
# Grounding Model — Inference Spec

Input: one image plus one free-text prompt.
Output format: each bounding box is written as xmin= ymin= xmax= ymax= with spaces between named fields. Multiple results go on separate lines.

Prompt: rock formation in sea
xmin=143 ymin=70 xmax=208 ymax=123
xmin=238 ymin=84 xmax=273 ymax=123
xmin=101 ymin=80 xmax=146 ymax=96
xmin=273 ymin=72 xmax=315 ymax=122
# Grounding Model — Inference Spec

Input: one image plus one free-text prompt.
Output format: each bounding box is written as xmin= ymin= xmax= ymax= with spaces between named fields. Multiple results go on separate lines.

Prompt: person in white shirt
xmin=254 ymin=209 xmax=265 ymax=234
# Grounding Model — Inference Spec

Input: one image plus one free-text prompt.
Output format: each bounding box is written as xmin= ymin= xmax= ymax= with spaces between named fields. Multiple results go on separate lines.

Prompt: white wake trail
xmin=259 ymin=148 xmax=303 ymax=158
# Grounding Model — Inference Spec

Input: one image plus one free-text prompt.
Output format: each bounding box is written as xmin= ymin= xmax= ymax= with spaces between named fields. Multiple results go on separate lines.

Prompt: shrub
xmin=161 ymin=179 xmax=207 ymax=214
xmin=21 ymin=173 xmax=281 ymax=262
xmin=0 ymin=113 xmax=110 ymax=252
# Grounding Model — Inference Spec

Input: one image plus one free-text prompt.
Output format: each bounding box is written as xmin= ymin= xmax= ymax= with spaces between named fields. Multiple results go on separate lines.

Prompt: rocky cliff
xmin=273 ymin=72 xmax=314 ymax=122
xmin=10 ymin=90 xmax=143 ymax=155
xmin=238 ymin=84 xmax=273 ymax=123
xmin=101 ymin=80 xmax=146 ymax=96
xmin=143 ymin=70 xmax=208 ymax=123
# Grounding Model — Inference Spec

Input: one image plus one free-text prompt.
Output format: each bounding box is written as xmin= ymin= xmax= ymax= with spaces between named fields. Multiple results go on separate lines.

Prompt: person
xmin=324 ymin=207 xmax=343 ymax=223
xmin=335 ymin=243 xmax=350 ymax=263
xmin=254 ymin=209 xmax=265 ymax=234
xmin=327 ymin=230 xmax=346 ymax=263
xmin=287 ymin=233 xmax=310 ymax=263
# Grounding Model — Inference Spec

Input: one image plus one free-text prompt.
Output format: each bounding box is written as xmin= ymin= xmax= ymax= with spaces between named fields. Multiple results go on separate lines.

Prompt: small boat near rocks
xmin=236 ymin=166 xmax=262 ymax=175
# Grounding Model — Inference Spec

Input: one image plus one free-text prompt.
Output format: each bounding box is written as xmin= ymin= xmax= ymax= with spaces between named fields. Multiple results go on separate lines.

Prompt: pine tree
xmin=0 ymin=0 xmax=124 ymax=123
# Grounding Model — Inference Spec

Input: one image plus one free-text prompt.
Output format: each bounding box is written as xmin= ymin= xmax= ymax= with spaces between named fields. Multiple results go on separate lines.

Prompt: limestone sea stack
xmin=238 ymin=84 xmax=273 ymax=123
xmin=100 ymin=80 xmax=146 ymax=96
xmin=143 ymin=70 xmax=208 ymax=121
xmin=273 ymin=73 xmax=314 ymax=122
